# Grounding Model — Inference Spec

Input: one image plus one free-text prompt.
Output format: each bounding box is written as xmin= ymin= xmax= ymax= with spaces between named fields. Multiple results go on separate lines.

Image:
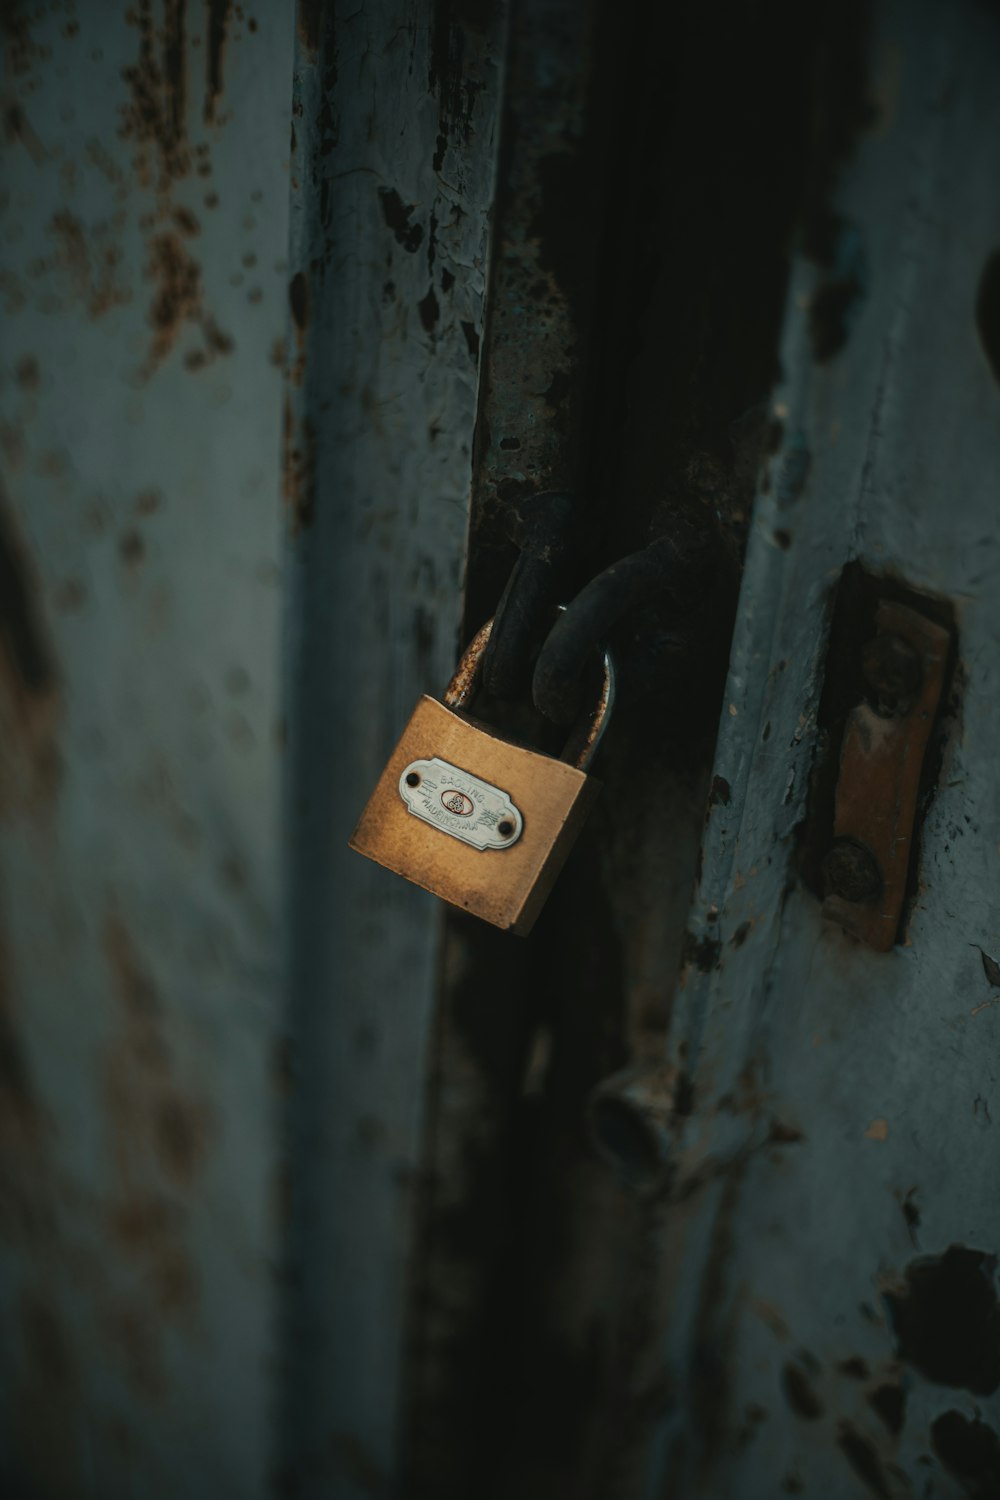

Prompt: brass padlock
xmin=349 ymin=618 xmax=613 ymax=935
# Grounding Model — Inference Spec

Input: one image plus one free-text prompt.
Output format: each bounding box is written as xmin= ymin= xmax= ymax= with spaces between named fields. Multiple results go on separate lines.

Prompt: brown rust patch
xmin=4 ymin=102 xmax=45 ymax=163
xmin=118 ymin=1 xmax=235 ymax=373
xmin=104 ymin=912 xmax=161 ymax=1025
xmin=297 ymin=0 xmax=323 ymax=56
xmin=108 ymin=1194 xmax=176 ymax=1254
xmin=120 ymin=0 xmax=191 ymax=189
xmin=101 ymin=911 xmax=209 ymax=1367
xmin=49 ymin=211 xmax=130 ymax=319
xmin=282 ymin=396 xmax=317 ymax=532
xmin=173 ymin=205 xmax=200 ymax=236
xmin=143 ymin=232 xmax=233 ymax=376
xmin=102 ymin=910 xmax=215 ymax=1190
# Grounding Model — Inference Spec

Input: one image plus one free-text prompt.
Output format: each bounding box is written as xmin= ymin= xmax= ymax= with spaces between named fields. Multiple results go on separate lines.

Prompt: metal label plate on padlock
xmin=398 ymin=757 xmax=523 ymax=850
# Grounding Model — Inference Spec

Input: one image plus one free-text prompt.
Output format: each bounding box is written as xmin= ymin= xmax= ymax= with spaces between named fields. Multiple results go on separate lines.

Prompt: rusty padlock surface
xmin=349 ymin=617 xmax=613 ymax=935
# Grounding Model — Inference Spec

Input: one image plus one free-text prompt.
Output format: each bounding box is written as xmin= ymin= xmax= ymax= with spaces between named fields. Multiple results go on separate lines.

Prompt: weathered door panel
xmin=4 ymin=1 xmax=1000 ymax=1497
xmin=1 ymin=7 xmax=295 ymax=1497
xmin=649 ymin=2 xmax=1000 ymax=1494
xmin=1 ymin=3 xmax=505 ymax=1497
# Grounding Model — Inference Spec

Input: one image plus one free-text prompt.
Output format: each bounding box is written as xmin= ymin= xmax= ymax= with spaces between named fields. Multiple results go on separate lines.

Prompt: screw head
xmin=862 ymin=633 xmax=922 ymax=706
xmin=822 ymin=838 xmax=883 ymax=903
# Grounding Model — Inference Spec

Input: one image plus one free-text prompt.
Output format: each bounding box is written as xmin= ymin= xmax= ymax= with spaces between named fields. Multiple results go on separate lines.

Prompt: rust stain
xmin=163 ymin=0 xmax=187 ymax=150
xmin=49 ymin=211 xmax=131 ymax=319
xmin=297 ymin=0 xmax=323 ymax=56
xmin=282 ymin=395 xmax=317 ymax=532
xmin=204 ymin=0 xmax=233 ymax=122
xmin=1 ymin=3 xmax=47 ymax=82
xmin=3 ymin=102 xmax=45 ymax=163
xmin=100 ymin=910 xmax=210 ymax=1381
xmin=864 ymin=1118 xmax=889 ymax=1141
xmin=86 ymin=138 xmax=127 ymax=190
xmin=108 ymin=1194 xmax=176 ymax=1253
xmin=120 ymin=0 xmax=191 ymax=190
xmin=102 ymin=910 xmax=215 ymax=1192
xmin=143 ymin=231 xmax=233 ymax=376
xmin=107 ymin=1196 xmax=200 ymax=1323
xmin=116 ymin=0 xmax=238 ymax=376
xmin=104 ymin=912 xmax=162 ymax=1026
xmin=173 ymin=204 xmax=200 ymax=236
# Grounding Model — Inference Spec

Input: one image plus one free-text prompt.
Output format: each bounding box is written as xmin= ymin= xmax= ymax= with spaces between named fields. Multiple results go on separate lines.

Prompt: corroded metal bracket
xmin=823 ymin=600 xmax=950 ymax=950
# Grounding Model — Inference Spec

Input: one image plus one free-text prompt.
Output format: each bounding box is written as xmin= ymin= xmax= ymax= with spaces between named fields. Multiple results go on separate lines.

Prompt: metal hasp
xmin=823 ymin=599 xmax=950 ymax=950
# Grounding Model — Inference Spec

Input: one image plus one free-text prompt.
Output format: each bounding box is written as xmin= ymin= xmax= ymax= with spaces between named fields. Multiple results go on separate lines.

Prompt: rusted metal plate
xmin=825 ymin=601 xmax=950 ymax=951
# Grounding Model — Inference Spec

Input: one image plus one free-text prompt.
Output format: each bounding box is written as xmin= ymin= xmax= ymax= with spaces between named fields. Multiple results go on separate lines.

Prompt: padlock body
xmin=349 ymin=695 xmax=600 ymax=935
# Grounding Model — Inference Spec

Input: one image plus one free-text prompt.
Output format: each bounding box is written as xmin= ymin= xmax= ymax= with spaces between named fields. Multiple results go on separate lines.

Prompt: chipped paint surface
xmin=0 ymin=5 xmax=293 ymax=1496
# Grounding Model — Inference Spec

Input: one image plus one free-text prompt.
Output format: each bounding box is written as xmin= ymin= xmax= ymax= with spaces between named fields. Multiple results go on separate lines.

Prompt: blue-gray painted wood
xmin=647 ymin=2 xmax=1000 ymax=1494
xmin=278 ymin=4 xmax=505 ymax=1496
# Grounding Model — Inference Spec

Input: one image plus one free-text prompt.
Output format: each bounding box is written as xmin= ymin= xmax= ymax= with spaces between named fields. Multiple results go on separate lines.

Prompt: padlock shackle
xmin=443 ymin=613 xmax=615 ymax=772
